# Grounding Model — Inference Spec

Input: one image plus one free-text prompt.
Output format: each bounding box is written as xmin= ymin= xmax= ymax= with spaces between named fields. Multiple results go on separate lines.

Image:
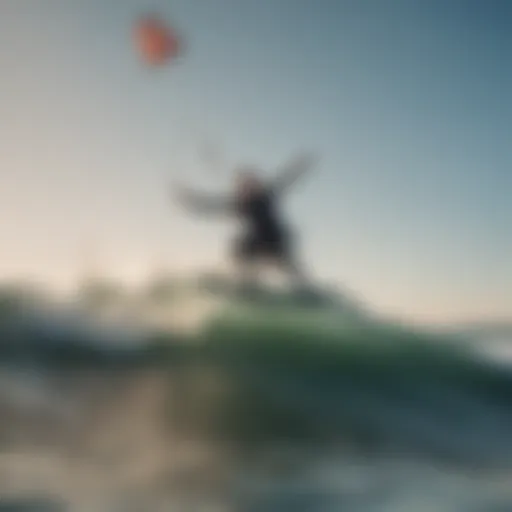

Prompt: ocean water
xmin=0 ymin=283 xmax=511 ymax=511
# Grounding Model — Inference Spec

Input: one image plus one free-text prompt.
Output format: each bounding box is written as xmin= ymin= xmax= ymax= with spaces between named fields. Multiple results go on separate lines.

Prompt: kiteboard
xmin=196 ymin=273 xmax=334 ymax=310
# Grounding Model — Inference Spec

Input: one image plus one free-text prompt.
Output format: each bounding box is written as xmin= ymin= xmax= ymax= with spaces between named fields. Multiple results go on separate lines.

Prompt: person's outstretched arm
xmin=271 ymin=153 xmax=318 ymax=195
xmin=172 ymin=183 xmax=234 ymax=216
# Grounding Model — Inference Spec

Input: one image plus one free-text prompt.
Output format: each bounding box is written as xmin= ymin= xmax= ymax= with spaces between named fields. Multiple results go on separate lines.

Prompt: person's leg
xmin=273 ymin=232 xmax=311 ymax=289
xmin=231 ymin=234 xmax=259 ymax=290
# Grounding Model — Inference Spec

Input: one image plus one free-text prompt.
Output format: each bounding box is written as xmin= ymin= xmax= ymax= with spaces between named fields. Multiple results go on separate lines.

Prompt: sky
xmin=0 ymin=0 xmax=510 ymax=324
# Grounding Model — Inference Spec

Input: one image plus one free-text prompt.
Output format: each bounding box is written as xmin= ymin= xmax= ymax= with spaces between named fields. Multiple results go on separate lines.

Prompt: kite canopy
xmin=133 ymin=14 xmax=181 ymax=66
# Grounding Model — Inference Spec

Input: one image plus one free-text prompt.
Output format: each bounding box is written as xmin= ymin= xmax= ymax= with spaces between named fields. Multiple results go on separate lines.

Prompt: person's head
xmin=234 ymin=167 xmax=264 ymax=198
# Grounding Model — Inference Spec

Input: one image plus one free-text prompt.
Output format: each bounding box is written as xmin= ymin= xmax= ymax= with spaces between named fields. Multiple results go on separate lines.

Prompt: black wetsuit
xmin=233 ymin=188 xmax=292 ymax=263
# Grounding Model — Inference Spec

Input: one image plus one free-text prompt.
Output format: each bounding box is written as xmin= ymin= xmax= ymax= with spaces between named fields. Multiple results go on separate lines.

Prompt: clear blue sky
xmin=0 ymin=0 xmax=509 ymax=323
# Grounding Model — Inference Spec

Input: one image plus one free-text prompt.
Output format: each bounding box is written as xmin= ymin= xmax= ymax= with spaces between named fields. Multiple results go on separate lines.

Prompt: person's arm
xmin=271 ymin=153 xmax=318 ymax=195
xmin=172 ymin=183 xmax=233 ymax=215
